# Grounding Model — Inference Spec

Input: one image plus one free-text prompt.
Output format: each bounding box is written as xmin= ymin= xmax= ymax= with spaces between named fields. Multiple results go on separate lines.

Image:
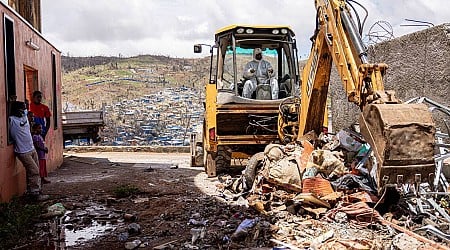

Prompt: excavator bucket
xmin=359 ymin=103 xmax=435 ymax=191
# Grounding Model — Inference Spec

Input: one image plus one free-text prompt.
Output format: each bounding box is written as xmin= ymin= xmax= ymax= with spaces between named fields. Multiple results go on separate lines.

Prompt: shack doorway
xmin=24 ymin=66 xmax=38 ymax=102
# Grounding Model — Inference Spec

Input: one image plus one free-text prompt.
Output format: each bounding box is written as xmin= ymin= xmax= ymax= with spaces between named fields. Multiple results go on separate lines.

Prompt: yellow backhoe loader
xmin=194 ymin=0 xmax=435 ymax=191
xmin=192 ymin=25 xmax=302 ymax=177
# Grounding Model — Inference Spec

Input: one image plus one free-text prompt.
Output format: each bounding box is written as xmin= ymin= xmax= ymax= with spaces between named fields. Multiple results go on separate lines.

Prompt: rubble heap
xmin=215 ymin=99 xmax=450 ymax=249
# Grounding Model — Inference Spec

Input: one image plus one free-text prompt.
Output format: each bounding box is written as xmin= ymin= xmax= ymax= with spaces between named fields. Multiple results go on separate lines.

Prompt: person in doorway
xmin=29 ymin=91 xmax=51 ymax=140
xmin=242 ymin=48 xmax=278 ymax=99
xmin=9 ymin=101 xmax=48 ymax=201
xmin=32 ymin=123 xmax=50 ymax=184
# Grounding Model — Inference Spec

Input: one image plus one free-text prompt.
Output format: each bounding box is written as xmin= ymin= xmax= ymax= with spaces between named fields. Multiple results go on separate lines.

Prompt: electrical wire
xmin=247 ymin=114 xmax=278 ymax=133
xmin=347 ymin=0 xmax=369 ymax=35
xmin=347 ymin=1 xmax=362 ymax=34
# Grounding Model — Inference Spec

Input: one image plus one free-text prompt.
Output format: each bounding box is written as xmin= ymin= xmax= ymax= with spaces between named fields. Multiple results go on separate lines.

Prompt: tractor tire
xmin=243 ymin=152 xmax=265 ymax=190
xmin=215 ymin=146 xmax=232 ymax=175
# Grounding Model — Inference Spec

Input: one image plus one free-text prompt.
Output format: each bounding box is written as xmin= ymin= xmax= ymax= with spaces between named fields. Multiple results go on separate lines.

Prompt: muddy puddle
xmin=46 ymin=203 xmax=124 ymax=249
xmin=64 ymin=221 xmax=115 ymax=247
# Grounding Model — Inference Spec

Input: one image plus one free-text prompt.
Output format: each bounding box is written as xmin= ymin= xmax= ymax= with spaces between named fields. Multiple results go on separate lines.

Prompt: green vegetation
xmin=112 ymin=184 xmax=141 ymax=198
xmin=0 ymin=197 xmax=43 ymax=248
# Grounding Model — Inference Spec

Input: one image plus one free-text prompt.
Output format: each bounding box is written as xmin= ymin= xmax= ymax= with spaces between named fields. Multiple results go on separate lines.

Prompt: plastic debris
xmin=190 ymin=227 xmax=205 ymax=244
xmin=42 ymin=203 xmax=66 ymax=218
xmin=231 ymin=217 xmax=260 ymax=241
xmin=188 ymin=219 xmax=208 ymax=226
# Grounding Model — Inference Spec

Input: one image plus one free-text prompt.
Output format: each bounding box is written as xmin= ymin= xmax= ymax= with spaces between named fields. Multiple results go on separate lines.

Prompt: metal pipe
xmin=232 ymin=35 xmax=238 ymax=95
xmin=405 ymin=97 xmax=450 ymax=116
xmin=436 ymin=153 xmax=450 ymax=162
xmin=416 ymin=198 xmax=425 ymax=214
xmin=382 ymin=219 xmax=450 ymax=250
xmin=441 ymin=173 xmax=450 ymax=191
xmin=404 ymin=18 xmax=435 ymax=27
xmin=420 ymin=192 xmax=450 ymax=195
xmin=435 ymin=134 xmax=447 ymax=190
xmin=415 ymin=225 xmax=450 ymax=242
xmin=436 ymin=132 xmax=449 ymax=139
xmin=340 ymin=8 xmax=368 ymax=63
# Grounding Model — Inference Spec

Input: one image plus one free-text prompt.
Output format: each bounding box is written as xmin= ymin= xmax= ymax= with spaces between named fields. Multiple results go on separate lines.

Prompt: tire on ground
xmin=243 ymin=152 xmax=265 ymax=190
xmin=215 ymin=146 xmax=232 ymax=174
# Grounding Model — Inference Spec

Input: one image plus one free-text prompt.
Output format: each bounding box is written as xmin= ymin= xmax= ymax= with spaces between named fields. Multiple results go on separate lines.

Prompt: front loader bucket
xmin=359 ymin=103 xmax=435 ymax=191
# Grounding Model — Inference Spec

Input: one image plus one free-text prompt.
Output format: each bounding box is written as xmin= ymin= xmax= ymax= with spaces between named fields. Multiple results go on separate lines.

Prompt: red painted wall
xmin=0 ymin=2 xmax=63 ymax=202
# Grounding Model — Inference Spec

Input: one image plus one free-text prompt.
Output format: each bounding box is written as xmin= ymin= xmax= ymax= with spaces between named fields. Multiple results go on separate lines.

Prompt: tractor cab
xmin=196 ymin=25 xmax=300 ymax=104
xmin=193 ymin=25 xmax=301 ymax=176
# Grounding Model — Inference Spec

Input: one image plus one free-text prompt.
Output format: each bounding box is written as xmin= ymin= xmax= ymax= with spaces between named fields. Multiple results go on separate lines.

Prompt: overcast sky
xmin=34 ymin=0 xmax=450 ymax=58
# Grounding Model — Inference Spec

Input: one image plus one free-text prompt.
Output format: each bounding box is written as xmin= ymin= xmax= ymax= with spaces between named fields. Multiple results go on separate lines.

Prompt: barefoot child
xmin=32 ymin=123 xmax=50 ymax=184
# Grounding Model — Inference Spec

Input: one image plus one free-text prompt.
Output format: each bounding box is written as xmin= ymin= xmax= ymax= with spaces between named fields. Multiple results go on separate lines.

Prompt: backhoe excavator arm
xmin=294 ymin=0 xmax=436 ymax=190
xmin=299 ymin=0 xmax=393 ymax=136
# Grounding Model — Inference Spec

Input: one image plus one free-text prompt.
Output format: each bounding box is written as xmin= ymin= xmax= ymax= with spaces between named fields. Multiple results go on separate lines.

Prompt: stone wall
xmin=329 ymin=23 xmax=450 ymax=132
xmin=65 ymin=146 xmax=190 ymax=154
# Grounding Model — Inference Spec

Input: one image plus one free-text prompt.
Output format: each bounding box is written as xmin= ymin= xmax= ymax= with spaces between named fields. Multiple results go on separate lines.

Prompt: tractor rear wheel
xmin=215 ymin=146 xmax=232 ymax=175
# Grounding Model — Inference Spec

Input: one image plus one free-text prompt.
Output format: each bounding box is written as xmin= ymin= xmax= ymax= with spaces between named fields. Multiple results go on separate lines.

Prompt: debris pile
xmin=15 ymin=97 xmax=448 ymax=249
xmin=216 ymin=98 xmax=450 ymax=248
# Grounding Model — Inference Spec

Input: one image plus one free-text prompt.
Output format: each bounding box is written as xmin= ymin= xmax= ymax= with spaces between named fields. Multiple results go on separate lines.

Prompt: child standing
xmin=32 ymin=123 xmax=50 ymax=184
xmin=9 ymin=101 xmax=48 ymax=201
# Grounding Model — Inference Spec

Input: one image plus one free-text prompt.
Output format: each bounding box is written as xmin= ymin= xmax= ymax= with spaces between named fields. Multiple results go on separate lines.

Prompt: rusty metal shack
xmin=0 ymin=0 xmax=63 ymax=202
xmin=62 ymin=110 xmax=105 ymax=145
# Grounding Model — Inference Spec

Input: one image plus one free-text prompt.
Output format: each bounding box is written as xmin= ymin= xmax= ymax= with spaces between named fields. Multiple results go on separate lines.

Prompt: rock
xmin=128 ymin=223 xmax=141 ymax=234
xmin=190 ymin=212 xmax=201 ymax=219
xmin=125 ymin=239 xmax=141 ymax=249
xmin=123 ymin=213 xmax=137 ymax=222
xmin=334 ymin=211 xmax=348 ymax=223
xmin=391 ymin=233 xmax=424 ymax=249
xmin=47 ymin=203 xmax=66 ymax=216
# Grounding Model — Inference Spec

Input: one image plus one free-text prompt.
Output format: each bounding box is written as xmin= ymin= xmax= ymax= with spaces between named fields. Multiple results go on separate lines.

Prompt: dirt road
xmin=6 ymin=151 xmax=447 ymax=250
xmin=18 ymin=152 xmax=264 ymax=249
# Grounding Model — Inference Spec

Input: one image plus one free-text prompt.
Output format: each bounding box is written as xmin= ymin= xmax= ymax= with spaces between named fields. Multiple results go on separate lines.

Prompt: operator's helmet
xmin=253 ymin=48 xmax=262 ymax=59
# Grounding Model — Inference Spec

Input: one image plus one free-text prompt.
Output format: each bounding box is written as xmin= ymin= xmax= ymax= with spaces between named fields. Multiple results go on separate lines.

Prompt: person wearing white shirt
xmin=9 ymin=101 xmax=48 ymax=201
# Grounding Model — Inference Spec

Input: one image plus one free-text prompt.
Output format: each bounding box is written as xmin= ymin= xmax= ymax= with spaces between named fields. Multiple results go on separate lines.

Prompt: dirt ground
xmin=7 ymin=151 xmax=449 ymax=250
xmin=15 ymin=152 xmax=267 ymax=249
